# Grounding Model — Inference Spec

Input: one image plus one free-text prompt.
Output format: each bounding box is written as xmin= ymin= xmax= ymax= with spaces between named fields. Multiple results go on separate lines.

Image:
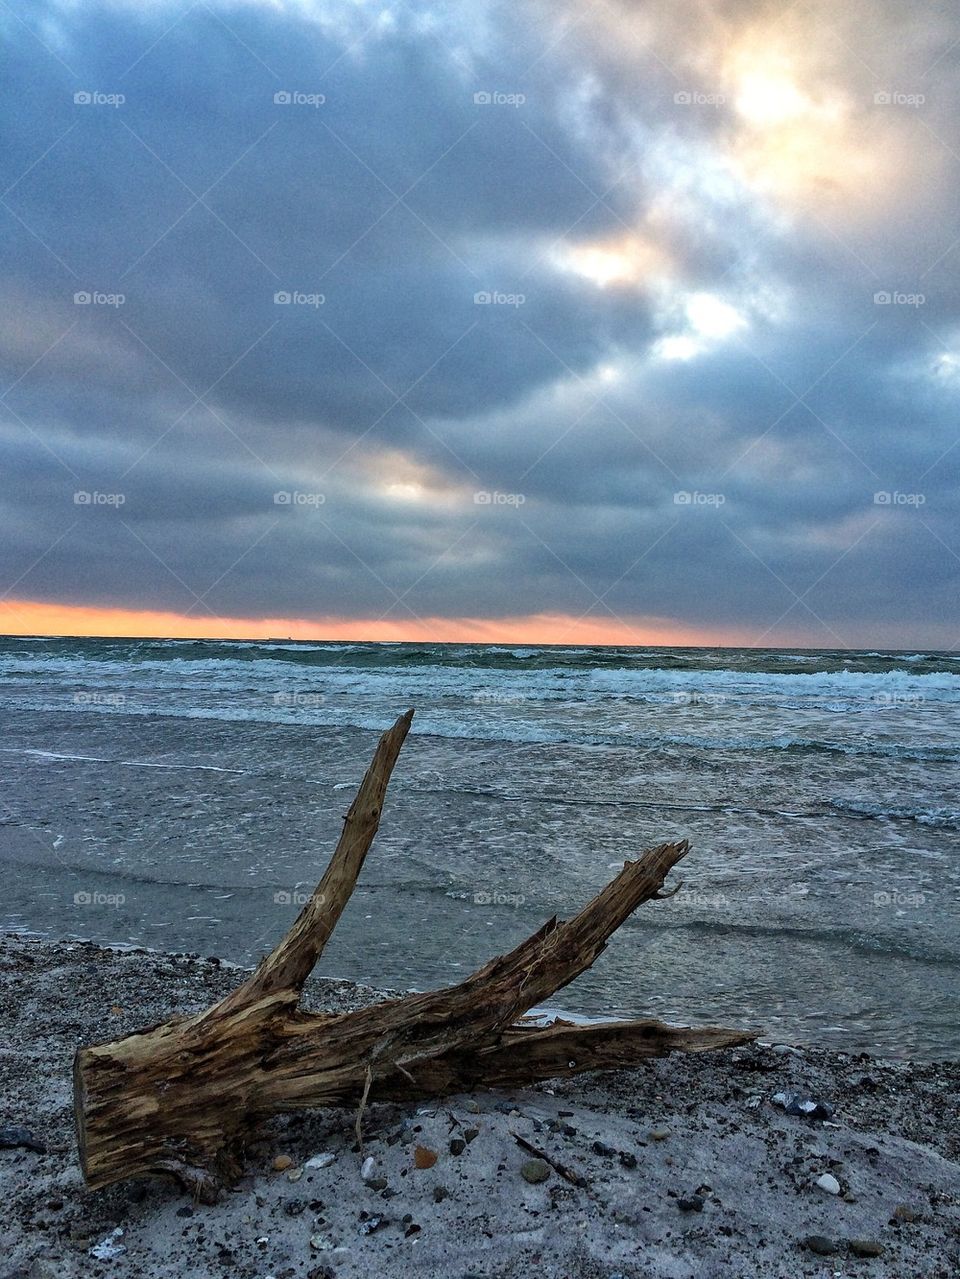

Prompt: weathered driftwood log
xmin=74 ymin=709 xmax=753 ymax=1201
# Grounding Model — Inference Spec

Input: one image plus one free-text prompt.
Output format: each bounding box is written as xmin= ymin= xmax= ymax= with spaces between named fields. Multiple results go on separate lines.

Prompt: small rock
xmin=90 ymin=1228 xmax=126 ymax=1261
xmin=360 ymin=1156 xmax=377 ymax=1181
xmin=592 ymin=1141 xmax=616 ymax=1158
xmin=449 ymin=1139 xmax=466 ymax=1156
xmin=0 ymin=1127 xmax=45 ymax=1154
xmin=649 ymin=1128 xmax=670 ymax=1141
xmin=287 ymin=1169 xmax=303 ymax=1182
xmin=816 ymin=1173 xmax=841 ymax=1195
xmin=464 ymin=1099 xmax=481 ymax=1113
xmin=520 ymin=1158 xmax=551 ymax=1184
xmin=432 ymin=1186 xmax=450 ymax=1203
xmin=618 ymin=1152 xmax=638 ymax=1169
xmin=463 ymin=1128 xmax=479 ymax=1143
xmin=803 ymin=1235 xmax=838 ymax=1256
xmin=273 ymin=1155 xmax=293 ymax=1171
xmin=414 ymin=1145 xmax=438 ymax=1170
xmin=358 ymin=1215 xmax=386 ymax=1236
xmin=404 ymin=1223 xmax=421 ymax=1237
xmin=892 ymin=1202 xmax=918 ymax=1223
xmin=175 ymin=1205 xmax=194 ymax=1218
xmin=677 ymin=1195 xmax=704 ymax=1212
xmin=367 ymin=1177 xmax=388 ymax=1191
xmin=772 ymin=1092 xmax=833 ymax=1120
xmin=309 ymin=1234 xmax=335 ymax=1251
xmin=771 ymin=1043 xmax=801 ymax=1056
xmin=850 ymin=1239 xmax=884 ymax=1258
xmin=283 ymin=1200 xmax=306 ymax=1217
xmin=305 ymin=1153 xmax=336 ymax=1170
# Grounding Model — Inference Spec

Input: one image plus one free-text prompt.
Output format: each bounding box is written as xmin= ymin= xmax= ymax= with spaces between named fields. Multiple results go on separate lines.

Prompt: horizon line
xmin=0 ymin=599 xmax=954 ymax=653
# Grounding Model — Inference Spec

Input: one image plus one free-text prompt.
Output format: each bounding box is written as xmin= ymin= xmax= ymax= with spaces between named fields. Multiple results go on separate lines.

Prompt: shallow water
xmin=1 ymin=636 xmax=958 ymax=1058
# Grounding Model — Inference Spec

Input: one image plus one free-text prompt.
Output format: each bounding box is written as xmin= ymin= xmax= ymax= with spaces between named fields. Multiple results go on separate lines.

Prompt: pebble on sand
xmin=850 ymin=1239 xmax=885 ymax=1257
xmin=0 ymin=1126 xmax=46 ymax=1154
xmin=305 ymin=1153 xmax=336 ymax=1170
xmin=520 ymin=1158 xmax=551 ymax=1184
xmin=272 ymin=1155 xmax=293 ymax=1171
xmin=90 ymin=1228 xmax=126 ymax=1261
xmin=803 ymin=1235 xmax=838 ymax=1256
xmin=815 ymin=1172 xmax=841 ymax=1195
xmin=677 ymin=1195 xmax=705 ymax=1212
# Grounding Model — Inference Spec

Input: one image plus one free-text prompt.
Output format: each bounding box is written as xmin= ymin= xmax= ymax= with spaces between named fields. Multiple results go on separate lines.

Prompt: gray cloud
xmin=1 ymin=0 xmax=959 ymax=644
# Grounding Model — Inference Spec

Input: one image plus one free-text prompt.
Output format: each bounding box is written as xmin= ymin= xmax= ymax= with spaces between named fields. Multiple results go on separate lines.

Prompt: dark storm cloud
xmin=1 ymin=0 xmax=959 ymax=642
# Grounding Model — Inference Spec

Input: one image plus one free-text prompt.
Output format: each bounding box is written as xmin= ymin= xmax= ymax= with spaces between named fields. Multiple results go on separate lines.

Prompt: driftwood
xmin=74 ymin=708 xmax=753 ymax=1200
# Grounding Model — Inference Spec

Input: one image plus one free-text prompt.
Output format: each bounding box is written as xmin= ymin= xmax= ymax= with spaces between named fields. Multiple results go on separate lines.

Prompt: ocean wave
xmin=414 ymin=784 xmax=960 ymax=829
xmin=4 ymin=636 xmax=960 ymax=679
xmin=829 ymin=799 xmax=960 ymax=830
xmin=636 ymin=919 xmax=960 ymax=969
xmin=3 ymin=650 xmax=960 ymax=706
xmin=2 ymin=698 xmax=957 ymax=761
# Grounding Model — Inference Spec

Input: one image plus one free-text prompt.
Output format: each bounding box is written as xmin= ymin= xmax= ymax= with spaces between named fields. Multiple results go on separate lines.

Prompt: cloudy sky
xmin=2 ymin=0 xmax=959 ymax=648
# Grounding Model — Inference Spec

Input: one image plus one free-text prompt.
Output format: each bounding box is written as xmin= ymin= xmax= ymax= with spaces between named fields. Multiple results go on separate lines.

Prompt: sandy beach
xmin=3 ymin=934 xmax=958 ymax=1279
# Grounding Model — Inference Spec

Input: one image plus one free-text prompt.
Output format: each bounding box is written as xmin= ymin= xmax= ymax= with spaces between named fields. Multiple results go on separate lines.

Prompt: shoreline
xmin=3 ymin=934 xmax=959 ymax=1278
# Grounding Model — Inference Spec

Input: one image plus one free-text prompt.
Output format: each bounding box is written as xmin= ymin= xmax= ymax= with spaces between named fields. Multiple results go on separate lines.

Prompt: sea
xmin=1 ymin=635 xmax=958 ymax=1059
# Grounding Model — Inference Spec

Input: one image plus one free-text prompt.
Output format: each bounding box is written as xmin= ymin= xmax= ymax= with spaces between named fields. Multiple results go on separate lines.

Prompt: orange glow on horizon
xmin=0 ymin=598 xmax=761 ymax=648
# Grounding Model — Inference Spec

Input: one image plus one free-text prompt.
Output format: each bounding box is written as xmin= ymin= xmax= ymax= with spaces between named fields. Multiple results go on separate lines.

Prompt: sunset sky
xmin=2 ymin=0 xmax=959 ymax=648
